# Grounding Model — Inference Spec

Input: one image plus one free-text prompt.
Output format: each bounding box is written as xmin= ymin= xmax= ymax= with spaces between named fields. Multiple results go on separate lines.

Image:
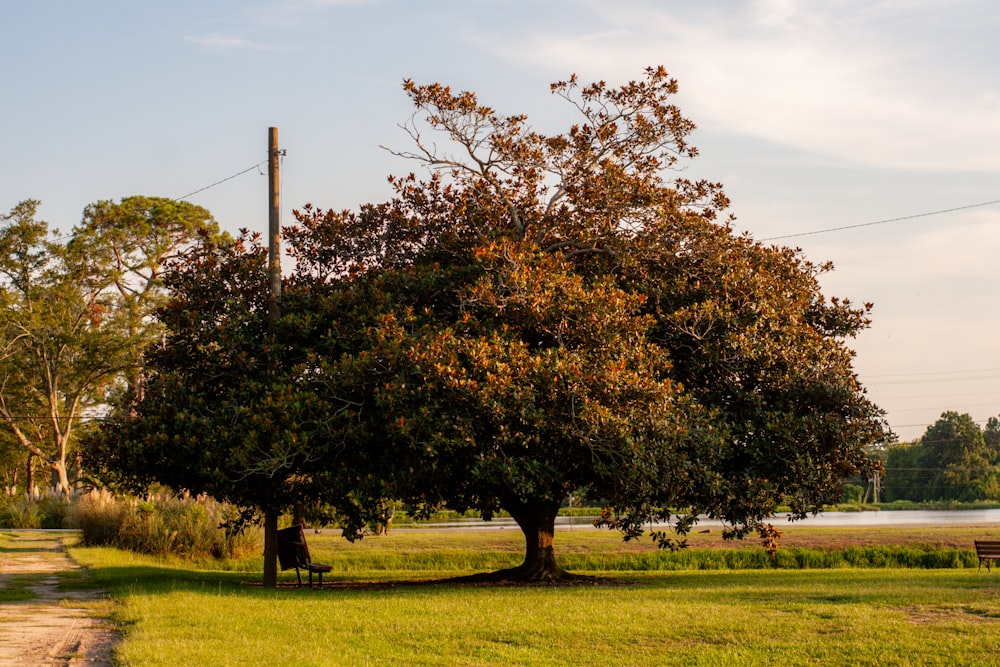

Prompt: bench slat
xmin=975 ymin=541 xmax=1000 ymax=572
xmin=975 ymin=541 xmax=1000 ymax=555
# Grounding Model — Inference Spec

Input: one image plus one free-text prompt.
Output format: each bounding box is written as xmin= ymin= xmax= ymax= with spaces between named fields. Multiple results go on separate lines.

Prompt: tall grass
xmin=560 ymin=544 xmax=977 ymax=570
xmin=0 ymin=486 xmax=73 ymax=528
xmin=66 ymin=489 xmax=260 ymax=561
xmin=299 ymin=530 xmax=980 ymax=575
xmin=0 ymin=487 xmax=73 ymax=529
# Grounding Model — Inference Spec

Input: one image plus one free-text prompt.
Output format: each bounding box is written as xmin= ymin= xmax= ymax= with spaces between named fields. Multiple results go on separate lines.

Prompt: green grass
xmin=258 ymin=526 xmax=989 ymax=575
xmin=0 ymin=532 xmax=104 ymax=602
xmin=0 ymin=575 xmax=39 ymax=602
xmin=65 ymin=527 xmax=1000 ymax=666
xmin=0 ymin=532 xmax=32 ymax=600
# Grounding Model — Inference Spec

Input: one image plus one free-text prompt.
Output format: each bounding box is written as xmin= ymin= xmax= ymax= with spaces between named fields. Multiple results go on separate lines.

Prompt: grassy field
xmin=62 ymin=523 xmax=1000 ymax=666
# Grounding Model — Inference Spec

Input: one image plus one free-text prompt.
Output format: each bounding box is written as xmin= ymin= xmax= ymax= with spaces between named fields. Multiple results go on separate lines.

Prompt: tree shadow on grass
xmin=260 ymin=570 xmax=655 ymax=592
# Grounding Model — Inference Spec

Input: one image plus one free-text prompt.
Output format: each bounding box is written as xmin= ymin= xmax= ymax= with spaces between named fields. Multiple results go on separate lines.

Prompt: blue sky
xmin=4 ymin=0 xmax=999 ymax=441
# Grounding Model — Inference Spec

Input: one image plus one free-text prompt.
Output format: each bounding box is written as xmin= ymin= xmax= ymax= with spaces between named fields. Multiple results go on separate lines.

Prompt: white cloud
xmin=466 ymin=0 xmax=1000 ymax=172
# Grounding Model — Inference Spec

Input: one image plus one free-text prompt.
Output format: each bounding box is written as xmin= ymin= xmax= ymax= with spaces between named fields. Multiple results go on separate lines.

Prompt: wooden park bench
xmin=277 ymin=525 xmax=333 ymax=588
xmin=974 ymin=540 xmax=1000 ymax=573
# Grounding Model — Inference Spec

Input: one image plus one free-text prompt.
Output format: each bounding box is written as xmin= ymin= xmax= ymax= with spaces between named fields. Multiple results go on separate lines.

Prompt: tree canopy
xmin=91 ymin=234 xmax=337 ymax=508
xmin=70 ymin=196 xmax=227 ymax=400
xmin=293 ymin=66 xmax=889 ymax=579
xmin=88 ymin=231 xmax=380 ymax=586
xmin=95 ymin=67 xmax=888 ymax=582
xmin=0 ymin=197 xmax=223 ymax=492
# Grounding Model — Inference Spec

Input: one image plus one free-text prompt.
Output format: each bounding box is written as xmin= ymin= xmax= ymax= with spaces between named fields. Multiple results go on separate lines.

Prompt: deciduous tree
xmin=68 ymin=196 xmax=226 ymax=402
xmin=885 ymin=411 xmax=993 ymax=502
xmin=0 ymin=201 xmax=134 ymax=491
xmin=93 ymin=68 xmax=887 ymax=583
xmin=0 ymin=198 xmax=224 ymax=493
xmin=286 ymin=67 xmax=887 ymax=580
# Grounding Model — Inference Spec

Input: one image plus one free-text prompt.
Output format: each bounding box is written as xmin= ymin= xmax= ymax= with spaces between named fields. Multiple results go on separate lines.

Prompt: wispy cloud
xmin=307 ymin=0 xmax=382 ymax=5
xmin=186 ymin=33 xmax=258 ymax=51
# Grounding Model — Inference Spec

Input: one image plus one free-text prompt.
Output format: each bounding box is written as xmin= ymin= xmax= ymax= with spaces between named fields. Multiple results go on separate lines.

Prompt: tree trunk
xmin=50 ymin=459 xmax=70 ymax=495
xmin=498 ymin=498 xmax=571 ymax=582
xmin=262 ymin=510 xmax=279 ymax=588
xmin=25 ymin=453 xmax=34 ymax=494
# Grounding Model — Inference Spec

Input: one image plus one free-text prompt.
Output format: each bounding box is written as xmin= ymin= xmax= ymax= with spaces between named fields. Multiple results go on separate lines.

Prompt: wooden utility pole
xmin=262 ymin=126 xmax=282 ymax=589
xmin=268 ymin=126 xmax=282 ymax=319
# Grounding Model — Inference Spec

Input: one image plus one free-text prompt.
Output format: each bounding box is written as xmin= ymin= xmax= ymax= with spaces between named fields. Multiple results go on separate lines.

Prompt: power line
xmin=869 ymin=373 xmax=1000 ymax=386
xmin=874 ymin=392 xmax=1000 ymax=402
xmin=891 ymin=417 xmax=994 ymax=429
xmin=760 ymin=198 xmax=1000 ymax=242
xmin=173 ymin=160 xmax=267 ymax=202
xmin=33 ymin=160 xmax=268 ymax=242
xmin=865 ymin=367 xmax=1000 ymax=379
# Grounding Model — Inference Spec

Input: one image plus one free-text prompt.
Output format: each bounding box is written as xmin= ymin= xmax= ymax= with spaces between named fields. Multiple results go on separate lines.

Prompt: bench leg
xmin=303 ymin=570 xmax=324 ymax=589
xmin=295 ymin=567 xmax=303 ymax=586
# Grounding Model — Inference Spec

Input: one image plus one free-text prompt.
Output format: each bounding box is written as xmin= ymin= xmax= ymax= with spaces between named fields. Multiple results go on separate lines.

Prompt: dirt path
xmin=0 ymin=532 xmax=119 ymax=666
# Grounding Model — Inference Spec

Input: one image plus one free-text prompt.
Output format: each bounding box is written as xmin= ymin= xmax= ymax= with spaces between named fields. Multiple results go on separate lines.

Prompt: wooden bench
xmin=974 ymin=540 xmax=1000 ymax=573
xmin=277 ymin=525 xmax=333 ymax=588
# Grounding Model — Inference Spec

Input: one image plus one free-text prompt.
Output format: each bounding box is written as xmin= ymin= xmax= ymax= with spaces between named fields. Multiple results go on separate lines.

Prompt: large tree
xmin=68 ymin=196 xmax=226 ymax=402
xmin=922 ymin=412 xmax=992 ymax=501
xmin=0 ymin=198 xmax=223 ymax=493
xmin=284 ymin=67 xmax=888 ymax=580
xmin=0 ymin=200 xmax=133 ymax=491
xmin=93 ymin=67 xmax=887 ymax=583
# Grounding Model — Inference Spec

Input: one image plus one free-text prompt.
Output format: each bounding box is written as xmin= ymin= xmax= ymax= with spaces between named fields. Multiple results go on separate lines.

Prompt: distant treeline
xmin=881 ymin=411 xmax=1000 ymax=502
